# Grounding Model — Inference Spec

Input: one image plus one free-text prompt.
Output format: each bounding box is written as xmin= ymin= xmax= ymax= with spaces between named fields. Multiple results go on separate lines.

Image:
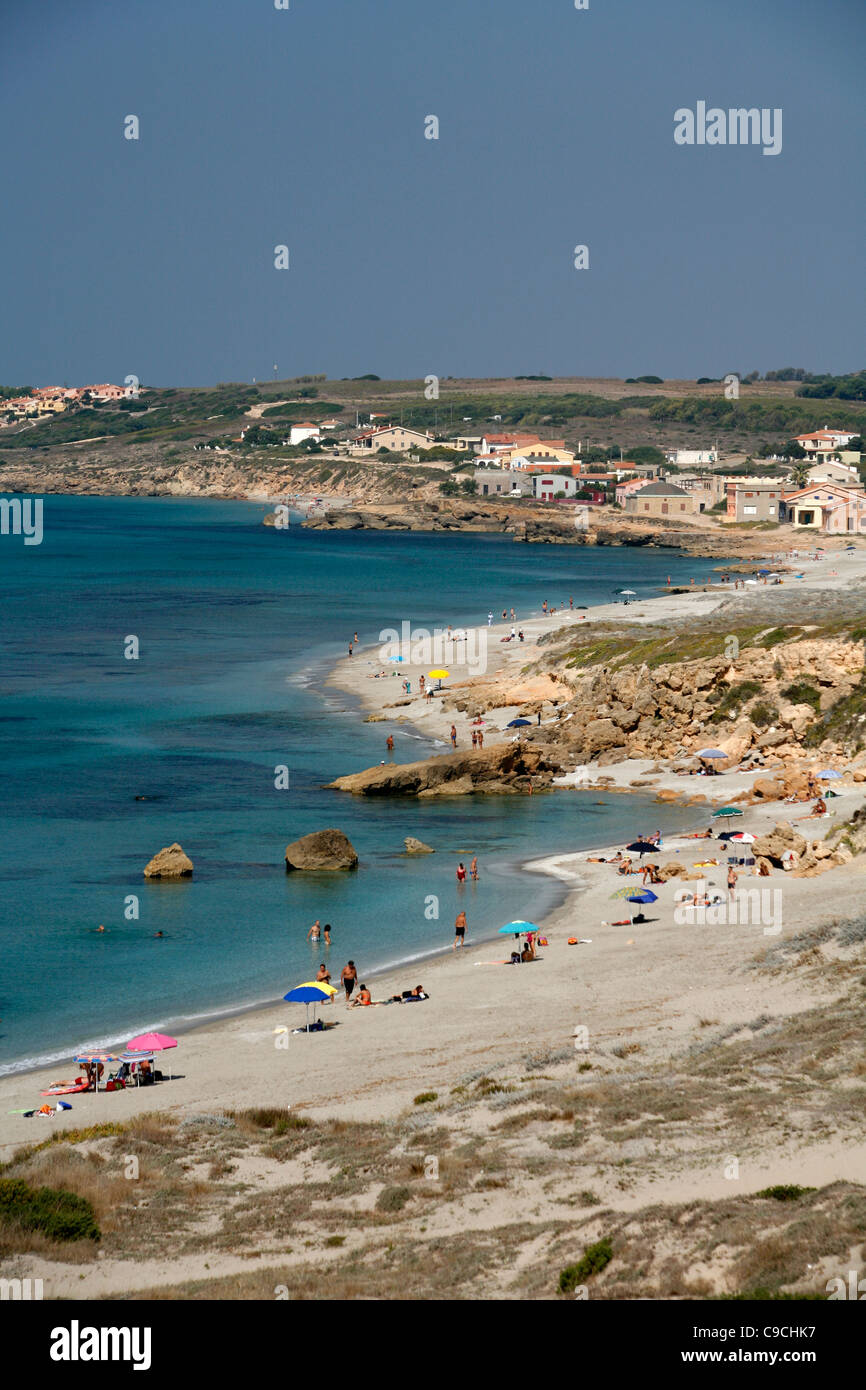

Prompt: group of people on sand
xmin=308 ymin=934 xmax=430 ymax=1012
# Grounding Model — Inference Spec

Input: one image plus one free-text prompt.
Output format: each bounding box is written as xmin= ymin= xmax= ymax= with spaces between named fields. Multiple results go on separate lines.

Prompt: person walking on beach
xmin=307 ymin=919 xmax=321 ymax=942
xmin=450 ymin=724 xmax=457 ymax=748
xmin=341 ymin=960 xmax=358 ymax=1005
xmin=470 ymin=856 xmax=478 ymax=881
xmin=456 ymin=861 xmax=467 ymax=883
xmin=453 ymin=910 xmax=467 ymax=950
xmin=542 ymin=600 xmax=548 ymax=615
xmin=471 ymin=729 xmax=478 ymax=748
xmin=727 ymin=865 xmax=738 ymax=897
xmin=477 ymin=728 xmax=484 ymax=748
xmin=419 ymin=674 xmax=425 ymax=694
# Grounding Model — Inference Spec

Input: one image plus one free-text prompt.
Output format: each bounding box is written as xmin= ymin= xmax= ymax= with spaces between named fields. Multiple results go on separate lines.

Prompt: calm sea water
xmin=0 ymin=497 xmax=721 ymax=1073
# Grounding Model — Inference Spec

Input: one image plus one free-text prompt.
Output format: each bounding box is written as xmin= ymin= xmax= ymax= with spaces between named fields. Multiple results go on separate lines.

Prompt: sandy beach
xmin=3 ymin=536 xmax=866 ymax=1298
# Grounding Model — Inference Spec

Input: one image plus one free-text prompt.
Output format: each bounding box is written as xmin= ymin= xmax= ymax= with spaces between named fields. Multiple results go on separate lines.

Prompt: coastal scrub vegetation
xmin=0 ymin=1176 xmax=100 ymax=1244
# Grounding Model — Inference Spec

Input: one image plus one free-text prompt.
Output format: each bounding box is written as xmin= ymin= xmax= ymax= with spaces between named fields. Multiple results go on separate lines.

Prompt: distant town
xmin=2 ymin=376 xmax=864 ymax=535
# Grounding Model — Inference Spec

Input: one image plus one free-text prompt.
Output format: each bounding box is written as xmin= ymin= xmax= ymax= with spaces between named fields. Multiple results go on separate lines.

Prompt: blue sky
xmin=1 ymin=0 xmax=863 ymax=385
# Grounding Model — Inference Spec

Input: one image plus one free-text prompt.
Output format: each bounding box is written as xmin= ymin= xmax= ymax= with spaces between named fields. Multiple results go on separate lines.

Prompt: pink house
xmin=87 ymin=384 xmax=126 ymax=400
xmin=615 ymin=477 xmax=649 ymax=506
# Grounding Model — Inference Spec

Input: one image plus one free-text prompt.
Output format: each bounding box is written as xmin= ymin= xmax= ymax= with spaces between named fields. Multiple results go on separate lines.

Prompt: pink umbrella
xmin=126 ymin=1032 xmax=177 ymax=1081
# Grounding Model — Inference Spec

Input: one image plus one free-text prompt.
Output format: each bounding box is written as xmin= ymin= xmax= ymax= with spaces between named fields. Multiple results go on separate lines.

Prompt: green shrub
xmin=781 ymin=682 xmax=821 ymax=713
xmin=0 ymin=1177 xmax=100 ymax=1243
xmin=558 ymin=1237 xmax=613 ymax=1292
xmin=755 ymin=1184 xmax=816 ymax=1202
xmin=413 ymin=1092 xmax=438 ymax=1105
xmin=749 ymin=701 xmax=779 ymax=726
xmin=376 ymin=1185 xmax=411 ymax=1213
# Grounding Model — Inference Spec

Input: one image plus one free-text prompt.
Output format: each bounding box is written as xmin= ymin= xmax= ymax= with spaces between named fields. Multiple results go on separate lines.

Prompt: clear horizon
xmin=1 ymin=0 xmax=863 ymax=387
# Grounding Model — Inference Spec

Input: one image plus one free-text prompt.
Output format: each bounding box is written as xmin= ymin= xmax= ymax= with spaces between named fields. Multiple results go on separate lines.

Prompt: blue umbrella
xmin=818 ymin=769 xmax=842 ymax=779
xmin=757 ymin=569 xmax=771 ymax=575
xmin=507 ymin=719 xmax=532 ymax=727
xmin=498 ymin=920 xmax=539 ymax=936
xmin=697 ymin=748 xmax=727 ymax=758
xmin=284 ymin=984 xmax=333 ymax=1032
xmin=626 ymin=890 xmax=658 ymax=904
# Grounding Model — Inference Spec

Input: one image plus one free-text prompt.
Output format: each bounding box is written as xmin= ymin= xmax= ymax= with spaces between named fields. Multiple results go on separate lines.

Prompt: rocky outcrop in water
xmin=329 ymin=743 xmax=556 ymax=797
xmin=284 ymin=828 xmax=359 ymax=871
xmin=143 ymin=843 xmax=194 ymax=878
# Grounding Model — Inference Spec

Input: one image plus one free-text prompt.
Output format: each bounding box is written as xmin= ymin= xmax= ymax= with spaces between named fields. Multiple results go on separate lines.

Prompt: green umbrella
xmin=712 ymin=806 xmax=744 ymax=818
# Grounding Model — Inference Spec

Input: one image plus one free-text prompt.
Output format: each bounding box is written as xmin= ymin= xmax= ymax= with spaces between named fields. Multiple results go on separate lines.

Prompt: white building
xmin=288 ymin=423 xmax=322 ymax=446
xmin=665 ymin=448 xmax=719 ymax=467
xmin=532 ymin=473 xmax=577 ymax=501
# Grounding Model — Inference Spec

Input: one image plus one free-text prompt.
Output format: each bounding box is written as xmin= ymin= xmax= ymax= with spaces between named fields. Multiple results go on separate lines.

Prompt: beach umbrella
xmin=120 ymin=1051 xmax=156 ymax=1088
xmin=744 ymin=579 xmax=758 ymax=586
xmin=729 ymin=831 xmax=756 ymax=843
xmin=283 ymin=983 xmax=334 ymax=1032
xmin=507 ymin=718 xmax=532 ymax=727
xmin=127 ymin=1031 xmax=177 ymax=1053
xmin=626 ymin=890 xmax=658 ymax=904
xmin=428 ymin=667 xmax=450 ymax=690
xmin=697 ymin=748 xmax=727 ymax=758
xmin=73 ymin=1053 xmax=121 ymax=1096
xmin=127 ymin=1031 xmax=178 ymax=1081
xmin=626 ymin=840 xmax=656 ymax=854
xmin=619 ymin=589 xmax=636 ymax=595
xmin=818 ymin=769 xmax=842 ymax=779
xmin=498 ymin=920 xmax=539 ymax=939
xmin=712 ymin=806 xmax=744 ymax=818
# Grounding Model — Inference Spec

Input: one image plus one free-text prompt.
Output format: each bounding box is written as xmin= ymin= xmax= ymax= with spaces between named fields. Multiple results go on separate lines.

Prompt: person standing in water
xmin=456 ymin=862 xmax=467 ymax=883
xmin=453 ymin=910 xmax=467 ymax=950
xmin=307 ymin=919 xmax=321 ymax=942
xmin=386 ymin=734 xmax=394 ymax=752
xmin=323 ymin=924 xmax=332 ymax=947
xmin=470 ymin=856 xmax=478 ymax=881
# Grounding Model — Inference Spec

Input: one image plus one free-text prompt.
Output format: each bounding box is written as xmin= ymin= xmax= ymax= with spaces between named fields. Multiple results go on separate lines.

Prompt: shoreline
xmin=4 ymin=534 xmax=866 ymax=1157
xmin=3 ymin=778 xmax=864 ymax=1160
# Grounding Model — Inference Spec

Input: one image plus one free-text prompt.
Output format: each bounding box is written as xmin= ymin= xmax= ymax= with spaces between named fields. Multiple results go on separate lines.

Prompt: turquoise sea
xmin=0 ymin=497 xmax=722 ymax=1073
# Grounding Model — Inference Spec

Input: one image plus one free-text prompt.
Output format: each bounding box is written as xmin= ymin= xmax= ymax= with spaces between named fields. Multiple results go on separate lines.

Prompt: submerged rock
xmin=144 ymin=843 xmax=193 ymax=878
xmin=285 ymin=828 xmax=359 ymax=871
